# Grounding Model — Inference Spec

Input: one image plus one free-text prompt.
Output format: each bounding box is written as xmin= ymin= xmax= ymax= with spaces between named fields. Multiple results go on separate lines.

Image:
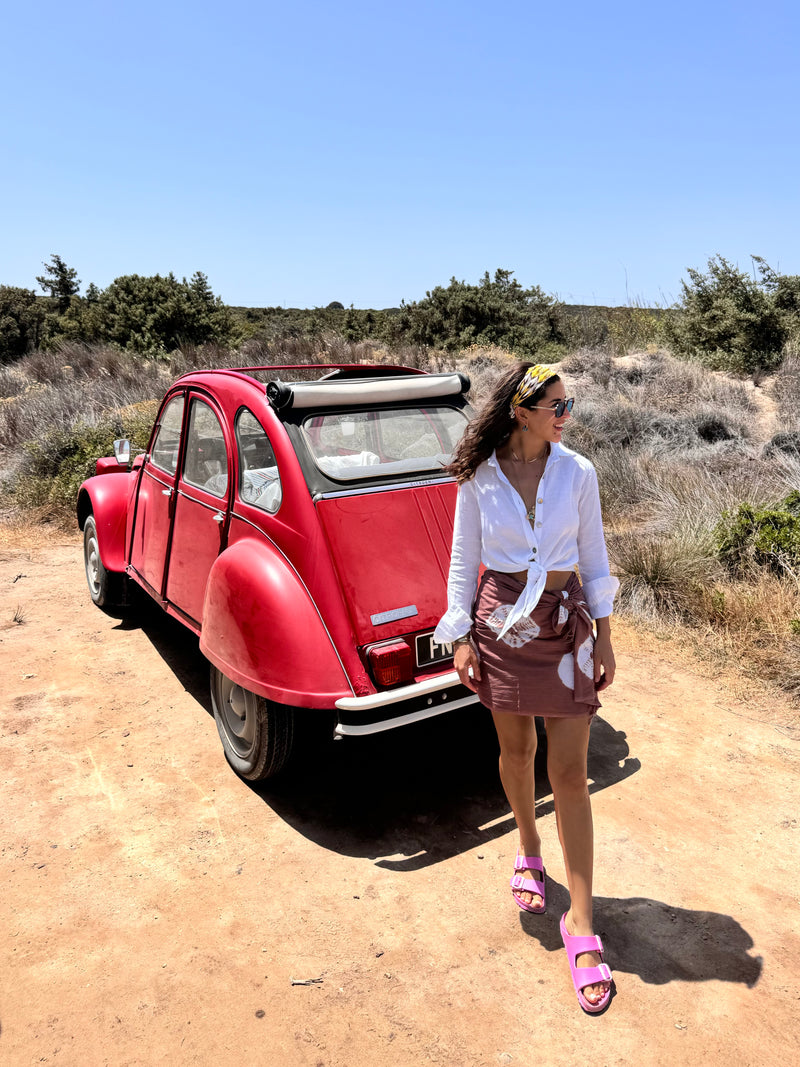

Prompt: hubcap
xmin=215 ymin=674 xmax=256 ymax=757
xmin=85 ymin=532 xmax=100 ymax=595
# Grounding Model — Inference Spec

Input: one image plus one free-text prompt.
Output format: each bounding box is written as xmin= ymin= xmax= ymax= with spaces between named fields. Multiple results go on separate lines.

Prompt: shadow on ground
xmin=122 ymin=588 xmax=640 ymax=868
xmin=519 ymin=891 xmax=763 ymax=988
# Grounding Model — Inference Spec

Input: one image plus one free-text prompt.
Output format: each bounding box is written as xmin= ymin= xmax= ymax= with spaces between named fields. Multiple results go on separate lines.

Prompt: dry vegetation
xmin=2 ymin=336 xmax=799 ymax=712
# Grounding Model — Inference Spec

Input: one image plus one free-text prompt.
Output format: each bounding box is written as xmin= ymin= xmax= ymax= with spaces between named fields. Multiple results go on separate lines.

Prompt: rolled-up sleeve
xmin=576 ymin=467 xmax=619 ymax=619
xmin=433 ymin=479 xmax=482 ymax=644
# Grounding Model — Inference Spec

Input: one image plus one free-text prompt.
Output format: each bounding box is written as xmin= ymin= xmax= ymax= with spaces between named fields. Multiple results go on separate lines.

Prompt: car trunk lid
xmin=315 ymin=481 xmax=457 ymax=649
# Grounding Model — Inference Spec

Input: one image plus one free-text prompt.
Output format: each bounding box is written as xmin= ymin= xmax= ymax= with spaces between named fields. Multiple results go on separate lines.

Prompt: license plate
xmin=415 ymin=631 xmax=453 ymax=668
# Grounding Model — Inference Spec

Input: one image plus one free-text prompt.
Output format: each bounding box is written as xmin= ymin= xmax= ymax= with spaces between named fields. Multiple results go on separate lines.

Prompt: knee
xmin=500 ymin=741 xmax=536 ymax=775
xmin=548 ymin=759 xmax=588 ymax=796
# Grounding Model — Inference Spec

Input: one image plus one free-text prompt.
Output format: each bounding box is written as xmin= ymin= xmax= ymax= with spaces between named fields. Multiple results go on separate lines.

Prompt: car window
xmin=150 ymin=395 xmax=185 ymax=474
xmin=183 ymin=399 xmax=229 ymax=497
xmin=302 ymin=405 xmax=469 ymax=480
xmin=236 ymin=409 xmax=283 ymax=513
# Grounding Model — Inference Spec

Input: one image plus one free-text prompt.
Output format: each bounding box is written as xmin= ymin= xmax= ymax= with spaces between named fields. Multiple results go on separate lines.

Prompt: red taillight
xmin=368 ymin=641 xmax=414 ymax=687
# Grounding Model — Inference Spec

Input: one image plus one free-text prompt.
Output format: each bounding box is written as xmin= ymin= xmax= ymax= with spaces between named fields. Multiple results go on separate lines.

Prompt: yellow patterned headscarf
xmin=509 ymin=364 xmax=556 ymax=414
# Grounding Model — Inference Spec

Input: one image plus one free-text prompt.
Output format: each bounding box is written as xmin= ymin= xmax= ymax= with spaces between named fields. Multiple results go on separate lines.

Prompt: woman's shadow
xmin=519 ymin=891 xmax=763 ymax=989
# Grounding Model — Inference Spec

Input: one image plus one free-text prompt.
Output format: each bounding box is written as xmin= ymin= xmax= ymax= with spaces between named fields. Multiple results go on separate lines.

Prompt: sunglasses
xmin=526 ymin=397 xmax=575 ymax=418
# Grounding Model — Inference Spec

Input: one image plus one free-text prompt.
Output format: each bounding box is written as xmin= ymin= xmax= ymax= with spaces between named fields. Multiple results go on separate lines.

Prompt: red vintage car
xmin=78 ymin=364 xmax=478 ymax=780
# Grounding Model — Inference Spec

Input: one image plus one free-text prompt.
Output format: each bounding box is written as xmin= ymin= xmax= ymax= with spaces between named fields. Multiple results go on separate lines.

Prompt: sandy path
xmin=1 ymin=537 xmax=798 ymax=1066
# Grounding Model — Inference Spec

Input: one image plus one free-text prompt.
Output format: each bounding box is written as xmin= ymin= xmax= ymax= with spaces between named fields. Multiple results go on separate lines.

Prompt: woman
xmin=433 ymin=361 xmax=619 ymax=1013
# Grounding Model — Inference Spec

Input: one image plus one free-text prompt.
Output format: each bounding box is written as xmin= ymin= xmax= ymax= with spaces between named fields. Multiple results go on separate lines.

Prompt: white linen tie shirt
xmin=433 ymin=443 xmax=619 ymax=644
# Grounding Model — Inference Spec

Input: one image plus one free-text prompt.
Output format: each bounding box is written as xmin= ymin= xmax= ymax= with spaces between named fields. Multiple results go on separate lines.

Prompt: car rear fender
xmin=76 ymin=474 xmax=133 ymax=574
xmin=199 ymin=537 xmax=353 ymax=709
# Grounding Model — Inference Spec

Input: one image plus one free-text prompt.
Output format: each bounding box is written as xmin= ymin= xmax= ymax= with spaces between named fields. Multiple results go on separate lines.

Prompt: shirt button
xmin=537 ymin=498 xmax=543 ymax=504
xmin=536 ymin=521 xmax=542 ymax=527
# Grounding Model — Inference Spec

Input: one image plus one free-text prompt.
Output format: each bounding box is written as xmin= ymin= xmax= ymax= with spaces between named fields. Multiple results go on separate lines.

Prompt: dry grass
xmin=691 ymin=574 xmax=800 ymax=702
xmin=0 ymin=510 xmax=80 ymax=546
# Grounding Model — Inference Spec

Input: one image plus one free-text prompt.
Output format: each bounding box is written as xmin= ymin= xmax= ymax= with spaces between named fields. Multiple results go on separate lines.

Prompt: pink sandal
xmin=559 ymin=912 xmax=613 ymax=1013
xmin=510 ymin=852 xmax=546 ymax=913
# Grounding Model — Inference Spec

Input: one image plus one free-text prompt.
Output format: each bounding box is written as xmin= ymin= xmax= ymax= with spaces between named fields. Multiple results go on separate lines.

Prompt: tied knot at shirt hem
xmin=496 ymin=560 xmax=546 ymax=639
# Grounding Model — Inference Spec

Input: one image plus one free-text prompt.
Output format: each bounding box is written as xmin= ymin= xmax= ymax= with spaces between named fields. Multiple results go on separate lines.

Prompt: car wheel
xmin=210 ymin=665 xmax=295 ymax=781
xmin=83 ymin=515 xmax=126 ymax=608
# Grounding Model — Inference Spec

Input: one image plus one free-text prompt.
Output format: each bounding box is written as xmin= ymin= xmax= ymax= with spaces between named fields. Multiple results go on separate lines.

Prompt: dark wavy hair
xmin=447 ymin=361 xmax=560 ymax=483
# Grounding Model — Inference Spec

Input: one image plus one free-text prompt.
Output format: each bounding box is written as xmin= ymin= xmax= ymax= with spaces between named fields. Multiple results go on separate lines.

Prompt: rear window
xmin=301 ymin=406 xmax=468 ymax=481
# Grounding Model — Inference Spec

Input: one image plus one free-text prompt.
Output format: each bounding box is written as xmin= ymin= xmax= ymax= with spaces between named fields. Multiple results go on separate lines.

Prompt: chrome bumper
xmin=333 ymin=670 xmax=480 ymax=737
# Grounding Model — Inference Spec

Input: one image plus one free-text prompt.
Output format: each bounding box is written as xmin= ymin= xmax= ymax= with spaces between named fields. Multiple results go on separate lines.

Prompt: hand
xmin=454 ymin=642 xmax=481 ymax=692
xmin=593 ymin=632 xmax=616 ymax=692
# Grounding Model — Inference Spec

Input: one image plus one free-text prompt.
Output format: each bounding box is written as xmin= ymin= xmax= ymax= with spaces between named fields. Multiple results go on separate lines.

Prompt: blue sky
xmin=2 ymin=1 xmax=798 ymax=309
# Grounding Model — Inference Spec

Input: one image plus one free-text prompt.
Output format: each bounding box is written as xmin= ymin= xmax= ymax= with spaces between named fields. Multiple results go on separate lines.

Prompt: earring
xmin=522 ymin=423 xmax=528 ymax=432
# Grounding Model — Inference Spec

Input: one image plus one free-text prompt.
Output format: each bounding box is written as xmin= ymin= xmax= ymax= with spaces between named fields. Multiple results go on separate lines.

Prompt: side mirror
xmin=113 ymin=439 xmax=131 ymax=466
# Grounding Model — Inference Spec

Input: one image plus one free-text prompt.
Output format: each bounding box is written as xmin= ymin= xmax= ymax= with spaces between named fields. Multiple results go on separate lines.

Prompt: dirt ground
xmin=1 ymin=531 xmax=799 ymax=1067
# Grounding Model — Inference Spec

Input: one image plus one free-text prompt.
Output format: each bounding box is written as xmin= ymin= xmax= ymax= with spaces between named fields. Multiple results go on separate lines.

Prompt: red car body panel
xmin=316 ymin=481 xmax=457 ymax=646
xmin=77 ymin=472 xmax=135 ymax=574
xmin=199 ymin=534 xmax=352 ymax=707
xmin=129 ymin=460 xmax=176 ymax=597
xmin=167 ymin=485 xmax=228 ymax=624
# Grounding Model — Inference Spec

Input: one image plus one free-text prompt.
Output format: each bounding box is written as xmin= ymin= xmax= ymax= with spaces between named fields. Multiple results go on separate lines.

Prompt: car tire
xmin=83 ymin=515 xmax=127 ymax=608
xmin=210 ymin=665 xmax=295 ymax=781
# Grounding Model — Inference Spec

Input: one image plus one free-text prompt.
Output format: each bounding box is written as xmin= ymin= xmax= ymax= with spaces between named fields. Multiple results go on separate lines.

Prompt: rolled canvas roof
xmin=267 ymin=373 xmax=469 ymax=411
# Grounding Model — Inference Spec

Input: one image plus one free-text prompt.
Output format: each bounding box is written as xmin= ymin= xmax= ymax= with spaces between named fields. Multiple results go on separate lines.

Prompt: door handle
xmin=213 ymin=512 xmax=225 ymax=524
xmin=161 ymin=488 xmax=172 ymax=497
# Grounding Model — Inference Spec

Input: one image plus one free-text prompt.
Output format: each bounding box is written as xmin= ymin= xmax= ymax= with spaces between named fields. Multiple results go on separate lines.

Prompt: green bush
xmin=87 ymin=271 xmax=234 ymax=354
xmin=666 ymin=255 xmax=795 ymax=374
xmin=394 ymin=269 xmax=565 ymax=357
xmin=715 ymin=492 xmax=800 ymax=576
xmin=0 ymin=286 xmax=45 ymax=361
xmin=28 ymin=271 xmax=235 ymax=356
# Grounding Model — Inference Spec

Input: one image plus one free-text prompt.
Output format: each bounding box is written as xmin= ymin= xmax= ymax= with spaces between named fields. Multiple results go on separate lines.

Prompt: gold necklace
xmin=510 ymin=445 xmax=548 ymax=464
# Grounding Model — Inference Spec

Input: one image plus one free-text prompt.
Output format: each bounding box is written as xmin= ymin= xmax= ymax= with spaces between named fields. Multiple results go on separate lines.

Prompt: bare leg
xmin=545 ymin=715 xmax=610 ymax=1006
xmin=491 ymin=710 xmax=542 ymax=909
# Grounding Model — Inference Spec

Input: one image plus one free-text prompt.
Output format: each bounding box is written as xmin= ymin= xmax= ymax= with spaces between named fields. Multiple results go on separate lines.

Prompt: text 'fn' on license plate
xmin=415 ymin=631 xmax=453 ymax=668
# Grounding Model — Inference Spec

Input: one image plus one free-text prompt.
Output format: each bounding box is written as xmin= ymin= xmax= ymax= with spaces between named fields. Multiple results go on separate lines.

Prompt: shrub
xmin=0 ymin=353 xmax=172 ymax=452
xmin=77 ymin=271 xmax=234 ymax=354
xmin=609 ymin=525 xmax=721 ymax=622
xmin=715 ymin=492 xmax=800 ymax=577
xmin=395 ymin=269 xmax=565 ymax=358
xmin=773 ymin=349 xmax=800 ymax=424
xmin=665 ymin=255 xmax=792 ymax=374
xmin=0 ymin=286 xmax=45 ymax=361
xmin=764 ymin=431 xmax=800 ymax=458
xmin=12 ymin=406 xmax=157 ymax=513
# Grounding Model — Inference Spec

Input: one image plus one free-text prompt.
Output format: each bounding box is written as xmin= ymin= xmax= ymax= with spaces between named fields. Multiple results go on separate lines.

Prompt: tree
xmin=91 ymin=272 xmax=233 ymax=353
xmin=36 ymin=254 xmax=80 ymax=312
xmin=0 ymin=286 xmax=45 ymax=361
xmin=395 ymin=269 xmax=564 ymax=356
xmin=667 ymin=255 xmax=790 ymax=373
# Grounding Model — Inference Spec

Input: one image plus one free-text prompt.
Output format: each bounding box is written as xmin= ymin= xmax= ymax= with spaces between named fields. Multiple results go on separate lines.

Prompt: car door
xmin=165 ymin=394 xmax=231 ymax=626
xmin=129 ymin=392 xmax=185 ymax=598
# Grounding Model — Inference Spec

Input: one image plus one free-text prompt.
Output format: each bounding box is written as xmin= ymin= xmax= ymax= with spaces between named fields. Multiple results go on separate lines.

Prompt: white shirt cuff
xmin=433 ymin=607 xmax=475 ymax=645
xmin=583 ymin=575 xmax=620 ymax=620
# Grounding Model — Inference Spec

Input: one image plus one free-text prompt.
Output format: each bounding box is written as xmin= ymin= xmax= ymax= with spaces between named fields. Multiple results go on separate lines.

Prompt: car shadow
xmin=113 ymin=588 xmax=212 ymax=710
xmin=519 ymin=890 xmax=763 ymax=989
xmin=259 ymin=713 xmax=639 ymax=870
xmin=121 ymin=590 xmax=641 ymax=869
